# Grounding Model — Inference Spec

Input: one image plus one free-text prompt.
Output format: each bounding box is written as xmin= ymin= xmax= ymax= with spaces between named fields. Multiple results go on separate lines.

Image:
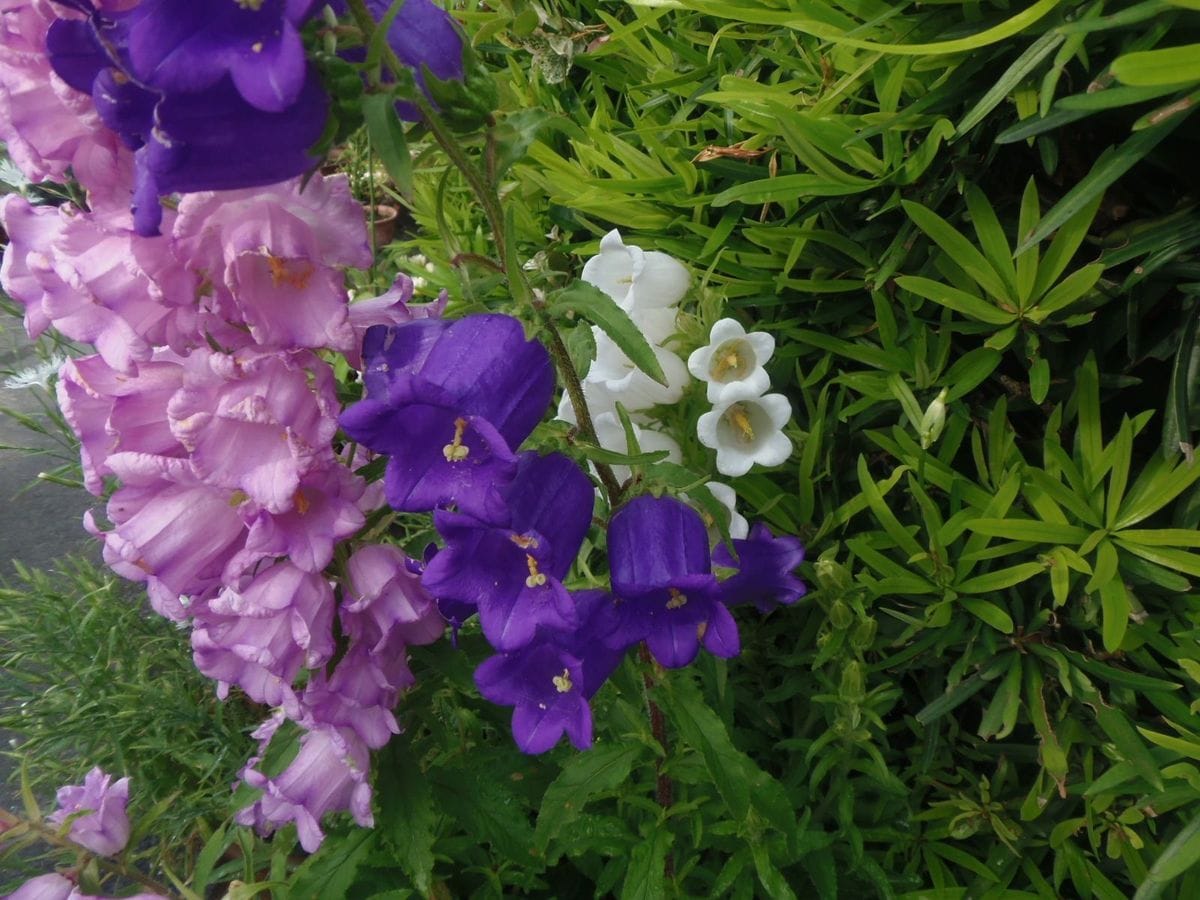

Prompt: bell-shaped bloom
xmin=0 ymin=0 xmax=129 ymax=203
xmin=605 ymin=495 xmax=740 ymax=668
xmin=122 ymin=0 xmax=315 ymax=112
xmin=329 ymin=0 xmax=465 ymax=119
xmin=696 ymin=384 xmax=793 ymax=477
xmin=585 ymin=326 xmax=689 ymax=413
xmin=343 ymin=544 xmax=445 ymax=648
xmin=421 ymin=452 xmax=593 ymax=651
xmin=165 ymin=349 xmax=341 ymax=514
xmin=46 ymin=767 xmax=130 ymax=857
xmin=190 ymin=563 xmax=335 ymax=711
xmin=231 ymin=463 xmax=367 ymax=577
xmin=475 ymin=639 xmax=591 ymax=754
xmin=173 ymin=176 xmax=371 ymax=353
xmin=581 ymin=229 xmax=690 ymax=312
xmin=713 ymin=523 xmax=807 ymax=613
xmin=299 ymin=634 xmax=412 ymax=748
xmin=87 ymin=455 xmax=250 ymax=620
xmin=687 ymin=318 xmax=775 ymax=402
xmin=46 ymin=5 xmax=330 ymax=235
xmin=237 ymin=724 xmax=373 ymax=853
xmin=56 ymin=352 xmax=185 ymax=494
xmin=0 ymin=197 xmax=198 ymax=371
xmin=340 ymin=314 xmax=555 ymax=522
xmin=473 ymin=590 xmax=624 ymax=754
xmin=345 ymin=275 xmax=448 ymax=370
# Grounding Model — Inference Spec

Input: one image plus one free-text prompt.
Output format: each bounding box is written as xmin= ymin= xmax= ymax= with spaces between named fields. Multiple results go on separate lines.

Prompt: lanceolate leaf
xmin=549 ymin=281 xmax=668 ymax=385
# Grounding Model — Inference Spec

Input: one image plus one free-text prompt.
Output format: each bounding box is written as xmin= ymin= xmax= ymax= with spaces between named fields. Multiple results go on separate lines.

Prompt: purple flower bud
xmin=45 ymin=767 xmax=130 ymax=857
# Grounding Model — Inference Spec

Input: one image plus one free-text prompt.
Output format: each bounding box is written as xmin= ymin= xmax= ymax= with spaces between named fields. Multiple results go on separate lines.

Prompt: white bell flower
xmin=581 ymin=229 xmax=690 ymax=312
xmin=687 ymin=318 xmax=775 ymax=403
xmin=591 ymin=412 xmax=682 ymax=485
xmin=692 ymin=481 xmax=749 ymax=542
xmin=585 ymin=326 xmax=689 ymax=413
xmin=697 ymin=383 xmax=793 ymax=477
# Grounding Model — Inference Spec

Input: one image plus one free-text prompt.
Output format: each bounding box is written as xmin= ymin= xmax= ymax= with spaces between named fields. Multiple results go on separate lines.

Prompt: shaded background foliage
xmin=4 ymin=0 xmax=1200 ymax=897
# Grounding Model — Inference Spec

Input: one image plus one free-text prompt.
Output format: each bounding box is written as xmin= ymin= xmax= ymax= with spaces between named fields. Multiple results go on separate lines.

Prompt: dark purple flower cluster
xmin=45 ymin=0 xmax=330 ymax=235
xmin=342 ymin=315 xmax=808 ymax=754
xmin=37 ymin=0 xmax=466 ymax=236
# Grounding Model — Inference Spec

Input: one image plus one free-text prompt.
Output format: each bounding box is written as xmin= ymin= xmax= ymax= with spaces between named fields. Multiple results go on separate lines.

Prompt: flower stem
xmin=342 ymin=0 xmax=622 ymax=503
xmin=638 ymin=645 xmax=675 ymax=878
xmin=0 ymin=807 xmax=177 ymax=897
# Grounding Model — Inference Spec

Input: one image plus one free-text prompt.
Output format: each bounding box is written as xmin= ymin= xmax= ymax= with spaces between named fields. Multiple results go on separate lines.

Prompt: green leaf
xmin=376 ymin=742 xmax=437 ymax=894
xmin=979 ymin=655 xmax=1022 ymax=740
xmin=363 ymin=92 xmax=413 ymax=200
xmin=711 ymin=172 xmax=877 ymax=206
xmin=916 ymin=656 xmax=1009 ymax=725
xmin=895 ymin=276 xmax=1014 ymax=325
xmin=191 ymin=823 xmax=232 ymax=896
xmin=967 ymin=518 xmax=1091 ymax=544
xmin=956 ymin=30 xmax=1065 ymax=137
xmin=957 ymin=561 xmax=1045 ymax=596
xmin=1029 ymin=263 xmax=1104 ymax=319
xmin=943 ymin=348 xmax=1002 ymax=402
xmin=1136 ymin=809 xmax=1200 ymax=895
xmin=493 ymin=109 xmax=557 ymax=180
xmin=573 ymin=442 xmax=671 ymax=467
xmin=549 ymin=281 xmax=667 ymax=385
xmin=959 ymin=597 xmax=1016 ymax=633
xmin=289 ymin=829 xmax=376 ymax=897
xmin=1100 ymin=576 xmax=1131 ymax=651
xmin=1112 ymin=45 xmax=1200 ymax=87
xmin=751 ymin=842 xmax=798 ymax=900
xmin=535 ymin=743 xmax=643 ymax=855
xmin=1030 ymin=357 xmax=1050 ymax=404
xmin=1018 ymin=113 xmax=1190 ymax=253
xmin=902 ymin=201 xmax=1011 ymax=302
xmin=1076 ymin=672 xmax=1164 ymax=790
xmin=620 ymin=823 xmax=671 ymax=900
xmin=1163 ymin=297 xmax=1200 ymax=457
xmin=659 ymin=673 xmax=751 ymax=822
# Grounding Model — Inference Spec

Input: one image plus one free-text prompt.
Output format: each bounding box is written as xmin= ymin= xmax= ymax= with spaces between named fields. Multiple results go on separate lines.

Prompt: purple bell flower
xmin=421 ymin=452 xmax=594 ymax=651
xmin=713 ymin=523 xmax=807 ymax=613
xmin=473 ymin=590 xmax=624 ymax=754
xmin=606 ymin=495 xmax=740 ymax=668
xmin=122 ymin=0 xmax=315 ymax=113
xmin=340 ymin=315 xmax=555 ymax=522
xmin=45 ymin=2 xmax=330 ymax=235
xmin=475 ymin=638 xmax=591 ymax=754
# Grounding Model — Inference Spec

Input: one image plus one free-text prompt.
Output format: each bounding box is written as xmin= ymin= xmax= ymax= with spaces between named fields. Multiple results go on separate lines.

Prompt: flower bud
xmin=839 ymin=661 xmax=866 ymax=704
xmin=850 ymin=617 xmax=878 ymax=650
xmin=815 ymin=556 xmax=852 ymax=594
xmin=920 ymin=387 xmax=949 ymax=450
xmin=829 ymin=599 xmax=854 ymax=630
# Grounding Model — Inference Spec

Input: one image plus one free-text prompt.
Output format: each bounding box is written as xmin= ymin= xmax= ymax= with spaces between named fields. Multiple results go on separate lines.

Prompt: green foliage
xmin=5 ymin=0 xmax=1200 ymax=896
xmin=0 ymin=558 xmax=259 ymax=891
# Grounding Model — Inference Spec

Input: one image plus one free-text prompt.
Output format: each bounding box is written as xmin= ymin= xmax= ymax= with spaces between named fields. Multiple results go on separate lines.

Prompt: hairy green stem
xmin=0 ymin=808 xmax=177 ymax=897
xmin=638 ymin=645 xmax=675 ymax=878
xmin=343 ymin=0 xmax=621 ymax=502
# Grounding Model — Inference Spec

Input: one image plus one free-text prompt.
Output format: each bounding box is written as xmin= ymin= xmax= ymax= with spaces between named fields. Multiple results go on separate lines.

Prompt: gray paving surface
xmin=0 ymin=321 xmax=95 ymax=574
xmin=0 ymin=316 xmax=97 ymax=843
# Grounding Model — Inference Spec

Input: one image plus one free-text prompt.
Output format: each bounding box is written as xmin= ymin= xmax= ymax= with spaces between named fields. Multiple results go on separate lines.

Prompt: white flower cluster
xmin=558 ymin=229 xmax=749 ymax=537
xmin=688 ymin=319 xmax=793 ymax=478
